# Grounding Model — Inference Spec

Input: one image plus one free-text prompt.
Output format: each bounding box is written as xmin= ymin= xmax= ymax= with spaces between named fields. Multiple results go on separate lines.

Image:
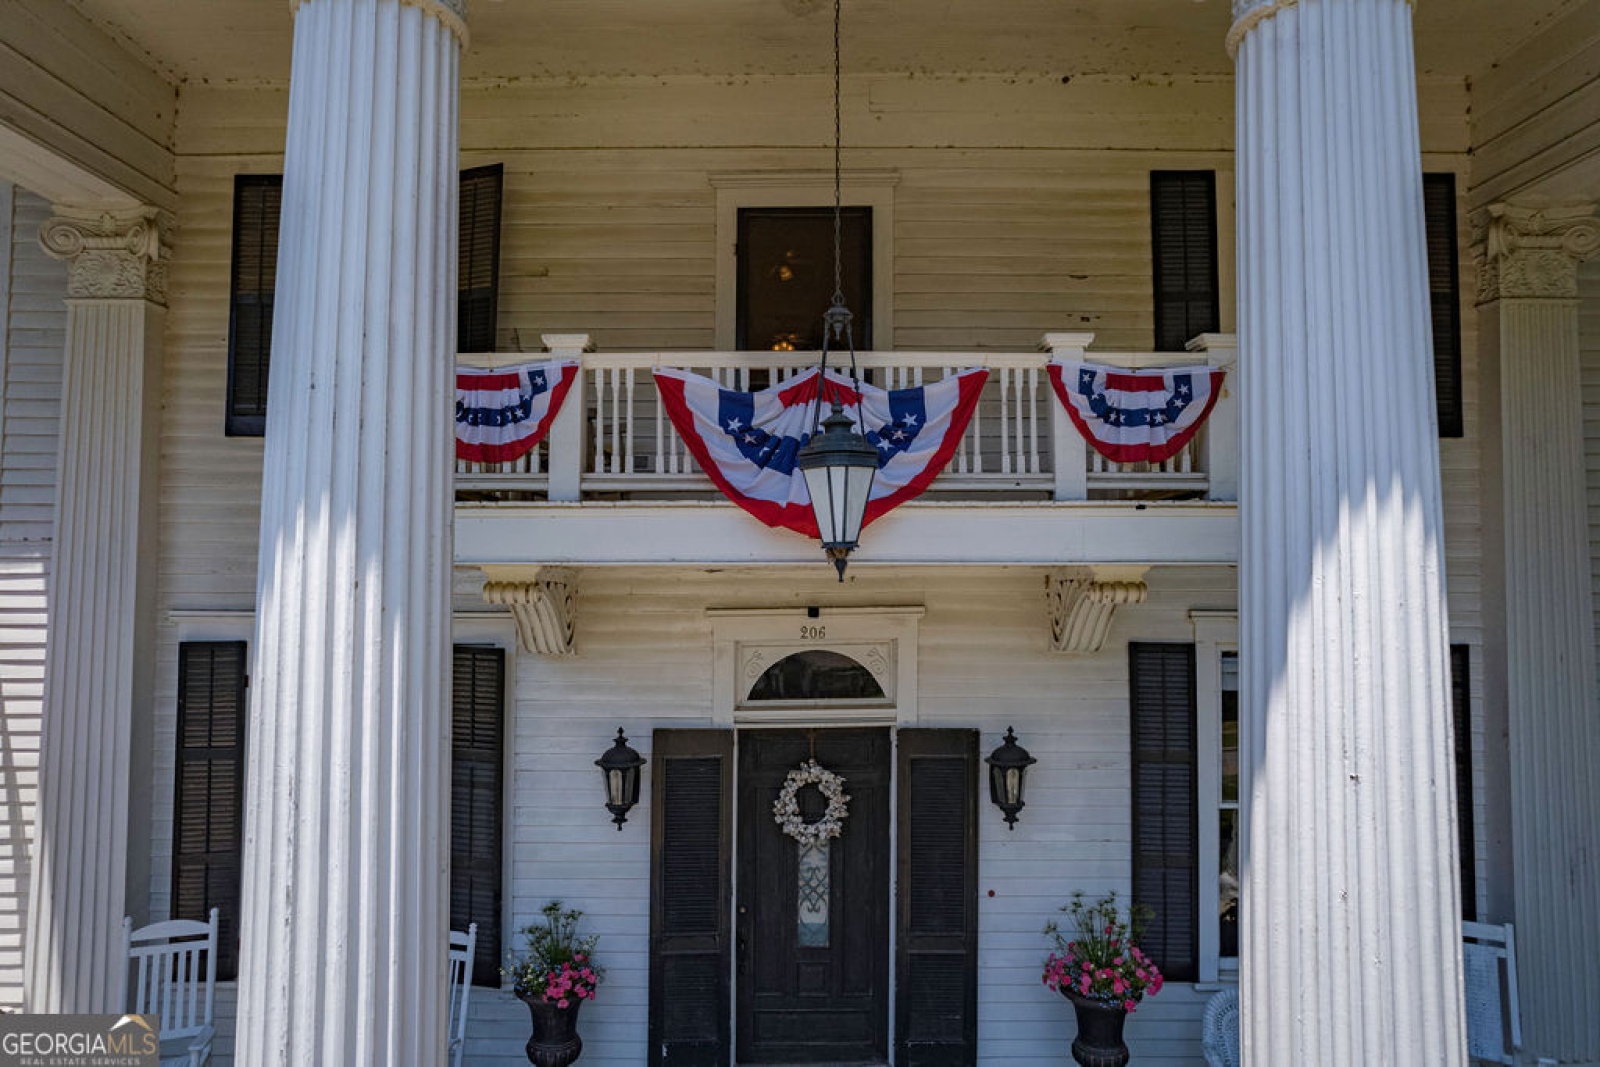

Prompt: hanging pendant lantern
xmin=799 ymin=304 xmax=877 ymax=581
xmin=798 ymin=0 xmax=877 ymax=581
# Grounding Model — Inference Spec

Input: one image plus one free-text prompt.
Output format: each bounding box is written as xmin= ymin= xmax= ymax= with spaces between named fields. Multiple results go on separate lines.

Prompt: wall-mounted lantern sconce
xmin=596 ymin=727 xmax=645 ymax=830
xmin=984 ymin=726 xmax=1036 ymax=830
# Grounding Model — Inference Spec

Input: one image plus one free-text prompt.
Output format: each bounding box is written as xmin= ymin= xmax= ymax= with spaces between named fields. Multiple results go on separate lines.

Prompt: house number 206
xmin=800 ymin=624 xmax=826 ymax=640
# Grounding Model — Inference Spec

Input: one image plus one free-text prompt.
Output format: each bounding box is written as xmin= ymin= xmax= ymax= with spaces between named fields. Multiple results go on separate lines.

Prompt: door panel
xmin=737 ymin=728 xmax=890 ymax=1064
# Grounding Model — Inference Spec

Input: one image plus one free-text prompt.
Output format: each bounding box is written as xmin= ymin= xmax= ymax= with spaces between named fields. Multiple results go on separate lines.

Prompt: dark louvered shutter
xmin=451 ymin=645 xmax=505 ymax=987
xmin=895 ymin=729 xmax=977 ymax=1067
xmin=173 ymin=641 xmax=248 ymax=980
xmin=458 ymin=164 xmax=503 ymax=353
xmin=226 ymin=175 xmax=282 ymax=436
xmin=1450 ymin=645 xmax=1477 ymax=921
xmin=1129 ymin=643 xmax=1198 ymax=982
xmin=1150 ymin=171 xmax=1220 ymax=353
xmin=650 ymin=730 xmax=733 ymax=1066
xmin=1424 ymin=173 xmax=1464 ymax=438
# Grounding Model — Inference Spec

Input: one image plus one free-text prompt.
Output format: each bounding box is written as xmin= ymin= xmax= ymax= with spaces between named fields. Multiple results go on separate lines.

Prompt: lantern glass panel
xmin=801 ymin=464 xmax=838 ymax=542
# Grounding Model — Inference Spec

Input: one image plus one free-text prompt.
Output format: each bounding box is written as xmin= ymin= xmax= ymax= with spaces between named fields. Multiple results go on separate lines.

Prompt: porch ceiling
xmin=65 ymin=0 xmax=1587 ymax=86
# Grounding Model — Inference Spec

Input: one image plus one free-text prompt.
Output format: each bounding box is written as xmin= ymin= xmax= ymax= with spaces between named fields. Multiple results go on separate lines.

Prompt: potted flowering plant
xmin=504 ymin=901 xmax=603 ymax=1067
xmin=1042 ymin=891 xmax=1164 ymax=1067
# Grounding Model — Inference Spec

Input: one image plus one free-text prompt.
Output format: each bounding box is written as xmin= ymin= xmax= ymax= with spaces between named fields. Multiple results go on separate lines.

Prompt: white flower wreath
xmin=772 ymin=758 xmax=850 ymax=848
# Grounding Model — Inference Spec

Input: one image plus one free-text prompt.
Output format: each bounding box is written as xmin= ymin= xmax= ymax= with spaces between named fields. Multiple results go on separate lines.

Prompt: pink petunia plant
xmin=1042 ymin=891 xmax=1164 ymax=1013
xmin=504 ymin=900 xmax=604 ymax=1005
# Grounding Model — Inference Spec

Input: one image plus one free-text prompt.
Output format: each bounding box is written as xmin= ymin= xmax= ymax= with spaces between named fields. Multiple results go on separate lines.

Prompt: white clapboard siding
xmin=1 ymin=190 xmax=67 ymax=546
xmin=0 ymin=186 xmax=65 ymax=1010
xmin=0 ymin=555 xmax=49 ymax=1011
xmin=1583 ymin=263 xmax=1600 ymax=708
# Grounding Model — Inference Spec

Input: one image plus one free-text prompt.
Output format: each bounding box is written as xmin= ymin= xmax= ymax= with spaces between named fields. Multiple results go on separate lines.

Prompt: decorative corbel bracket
xmin=1046 ymin=566 xmax=1149 ymax=653
xmin=480 ymin=566 xmax=577 ymax=656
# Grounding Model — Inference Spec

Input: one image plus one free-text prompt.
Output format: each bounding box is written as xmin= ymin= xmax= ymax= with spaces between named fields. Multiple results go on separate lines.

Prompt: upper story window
xmin=226 ymin=176 xmax=281 ymax=436
xmin=1150 ymin=171 xmax=1221 ymax=353
xmin=457 ymin=164 xmax=505 ymax=354
xmin=737 ymin=206 xmax=872 ymax=352
xmin=1424 ymin=173 xmax=1464 ymax=438
xmin=225 ymin=165 xmax=504 ymax=436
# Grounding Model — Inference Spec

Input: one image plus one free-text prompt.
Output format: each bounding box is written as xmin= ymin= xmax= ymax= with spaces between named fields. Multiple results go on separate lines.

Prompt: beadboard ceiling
xmin=65 ymin=0 xmax=1586 ymax=86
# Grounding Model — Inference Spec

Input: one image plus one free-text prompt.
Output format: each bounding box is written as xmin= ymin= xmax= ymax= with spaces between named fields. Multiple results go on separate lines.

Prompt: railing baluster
xmin=590 ymin=366 xmax=604 ymax=475
xmin=654 ymin=371 xmax=666 ymax=474
xmin=1027 ymin=367 xmax=1040 ymax=474
xmin=606 ymin=367 xmax=620 ymax=474
xmin=624 ymin=368 xmax=637 ymax=475
xmin=1000 ymin=366 xmax=1013 ymax=475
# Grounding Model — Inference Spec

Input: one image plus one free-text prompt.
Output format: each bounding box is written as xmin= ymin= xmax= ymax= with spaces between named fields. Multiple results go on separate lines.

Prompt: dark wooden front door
xmin=737 ymin=728 xmax=890 ymax=1064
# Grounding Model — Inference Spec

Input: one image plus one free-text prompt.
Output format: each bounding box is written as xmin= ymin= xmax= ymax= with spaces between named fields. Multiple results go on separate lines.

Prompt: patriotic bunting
xmin=1047 ymin=359 xmax=1225 ymax=464
xmin=455 ymin=359 xmax=580 ymax=462
xmin=653 ymin=365 xmax=989 ymax=537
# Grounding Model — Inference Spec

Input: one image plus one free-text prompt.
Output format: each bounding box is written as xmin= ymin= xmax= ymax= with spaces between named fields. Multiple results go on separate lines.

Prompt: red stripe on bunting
xmin=1102 ymin=371 xmax=1171 ymax=393
xmin=463 ymin=370 xmax=525 ymax=391
xmin=774 ymin=372 xmax=863 ymax=409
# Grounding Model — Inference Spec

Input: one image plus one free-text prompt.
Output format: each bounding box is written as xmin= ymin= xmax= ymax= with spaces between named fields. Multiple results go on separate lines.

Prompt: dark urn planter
xmin=516 ymin=991 xmax=584 ymax=1067
xmin=1065 ymin=991 xmax=1131 ymax=1067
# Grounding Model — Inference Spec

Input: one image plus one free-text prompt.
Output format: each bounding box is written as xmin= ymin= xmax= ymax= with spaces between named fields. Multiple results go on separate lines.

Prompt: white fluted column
xmin=24 ymin=206 xmax=167 ymax=1012
xmin=1232 ymin=2 xmax=1465 ymax=1063
xmin=1475 ymin=202 xmax=1600 ymax=1062
xmin=234 ymin=1 xmax=461 ymax=1063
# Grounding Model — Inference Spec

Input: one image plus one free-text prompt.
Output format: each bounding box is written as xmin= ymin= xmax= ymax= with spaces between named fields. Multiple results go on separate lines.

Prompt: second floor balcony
xmin=454 ymin=332 xmax=1239 ymax=569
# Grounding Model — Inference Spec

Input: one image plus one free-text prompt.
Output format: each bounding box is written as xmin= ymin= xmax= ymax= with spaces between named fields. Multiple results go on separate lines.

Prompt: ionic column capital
xmin=39 ymin=206 xmax=170 ymax=305
xmin=1472 ymin=202 xmax=1600 ymax=303
xmin=290 ymin=0 xmax=468 ymax=47
xmin=1228 ymin=0 xmax=1416 ymax=58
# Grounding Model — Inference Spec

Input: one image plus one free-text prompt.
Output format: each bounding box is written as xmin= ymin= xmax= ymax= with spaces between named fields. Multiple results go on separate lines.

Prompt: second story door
xmin=737 ymin=206 xmax=872 ymax=354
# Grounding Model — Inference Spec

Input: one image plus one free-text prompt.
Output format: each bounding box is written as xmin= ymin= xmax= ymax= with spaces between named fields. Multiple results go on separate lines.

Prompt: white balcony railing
xmin=455 ymin=332 xmax=1237 ymax=505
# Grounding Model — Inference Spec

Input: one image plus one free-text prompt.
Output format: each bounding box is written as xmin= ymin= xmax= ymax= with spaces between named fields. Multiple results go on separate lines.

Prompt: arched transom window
xmin=746 ymin=649 xmax=886 ymax=703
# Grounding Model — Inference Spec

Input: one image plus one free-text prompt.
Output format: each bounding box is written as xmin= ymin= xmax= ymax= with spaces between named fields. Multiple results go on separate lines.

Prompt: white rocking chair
xmin=122 ymin=908 xmax=218 ymax=1067
xmin=448 ymin=923 xmax=478 ymax=1067
xmin=1201 ymin=986 xmax=1239 ymax=1067
xmin=1463 ymin=920 xmax=1521 ymax=1065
